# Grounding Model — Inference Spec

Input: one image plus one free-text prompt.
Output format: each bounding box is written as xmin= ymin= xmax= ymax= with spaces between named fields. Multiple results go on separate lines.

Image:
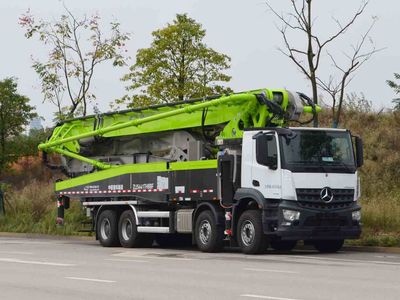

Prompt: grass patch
xmin=347 ymin=191 xmax=400 ymax=247
xmin=0 ymin=180 xmax=91 ymax=236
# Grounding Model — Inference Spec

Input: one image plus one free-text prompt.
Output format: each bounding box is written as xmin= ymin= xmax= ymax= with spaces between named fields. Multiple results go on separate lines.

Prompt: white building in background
xmin=29 ymin=118 xmax=43 ymax=131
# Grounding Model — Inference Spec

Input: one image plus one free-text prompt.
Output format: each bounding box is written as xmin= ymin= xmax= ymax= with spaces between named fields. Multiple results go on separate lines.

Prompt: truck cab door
xmin=250 ymin=132 xmax=282 ymax=199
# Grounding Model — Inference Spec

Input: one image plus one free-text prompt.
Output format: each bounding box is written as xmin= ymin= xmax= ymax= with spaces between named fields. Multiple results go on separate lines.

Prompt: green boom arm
xmin=39 ymin=89 xmax=320 ymax=170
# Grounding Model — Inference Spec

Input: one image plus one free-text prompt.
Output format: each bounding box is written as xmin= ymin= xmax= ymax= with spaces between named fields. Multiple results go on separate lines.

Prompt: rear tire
xmin=194 ymin=210 xmax=224 ymax=253
xmin=237 ymin=210 xmax=267 ymax=254
xmin=118 ymin=210 xmax=153 ymax=248
xmin=97 ymin=209 xmax=119 ymax=247
xmin=313 ymin=239 xmax=344 ymax=253
xmin=270 ymin=240 xmax=297 ymax=251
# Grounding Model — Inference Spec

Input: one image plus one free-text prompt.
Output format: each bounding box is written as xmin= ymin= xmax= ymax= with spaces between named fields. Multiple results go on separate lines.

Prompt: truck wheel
xmin=237 ymin=210 xmax=267 ymax=254
xmin=270 ymin=240 xmax=297 ymax=251
xmin=97 ymin=209 xmax=120 ymax=247
xmin=194 ymin=210 xmax=224 ymax=253
xmin=118 ymin=210 xmax=153 ymax=248
xmin=313 ymin=239 xmax=344 ymax=253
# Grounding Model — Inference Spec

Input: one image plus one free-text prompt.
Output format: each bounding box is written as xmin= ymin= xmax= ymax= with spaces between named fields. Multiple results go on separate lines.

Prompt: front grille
xmin=296 ymin=188 xmax=354 ymax=203
xmin=296 ymin=188 xmax=354 ymax=210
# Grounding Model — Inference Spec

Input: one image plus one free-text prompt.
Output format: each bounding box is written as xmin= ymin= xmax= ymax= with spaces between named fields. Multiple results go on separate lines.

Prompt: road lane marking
xmin=128 ymin=255 xmax=196 ymax=261
xmin=241 ymin=294 xmax=302 ymax=300
xmin=65 ymin=277 xmax=115 ymax=283
xmin=362 ymin=260 xmax=400 ymax=266
xmin=243 ymin=268 xmax=299 ymax=274
xmin=113 ymin=252 xmax=197 ymax=261
xmin=105 ymin=258 xmax=148 ymax=263
xmin=0 ymin=251 xmax=33 ymax=255
xmin=375 ymin=255 xmax=398 ymax=259
xmin=0 ymin=240 xmax=58 ymax=245
xmin=286 ymin=255 xmax=400 ymax=266
xmin=0 ymin=258 xmax=75 ymax=267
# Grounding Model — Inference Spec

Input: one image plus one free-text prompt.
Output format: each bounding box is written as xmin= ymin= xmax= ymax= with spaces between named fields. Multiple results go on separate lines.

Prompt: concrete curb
xmin=290 ymin=244 xmax=400 ymax=254
xmin=342 ymin=245 xmax=400 ymax=254
xmin=0 ymin=232 xmax=95 ymax=241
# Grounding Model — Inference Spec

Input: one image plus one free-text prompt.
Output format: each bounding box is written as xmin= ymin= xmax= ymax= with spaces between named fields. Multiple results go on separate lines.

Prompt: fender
xmin=233 ymin=188 xmax=267 ymax=208
xmin=193 ymin=202 xmax=224 ymax=227
xmin=231 ymin=188 xmax=268 ymax=237
xmin=192 ymin=202 xmax=224 ymax=245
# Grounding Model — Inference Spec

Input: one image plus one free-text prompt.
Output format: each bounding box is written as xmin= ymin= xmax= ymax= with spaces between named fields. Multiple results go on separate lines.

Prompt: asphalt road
xmin=0 ymin=236 xmax=399 ymax=300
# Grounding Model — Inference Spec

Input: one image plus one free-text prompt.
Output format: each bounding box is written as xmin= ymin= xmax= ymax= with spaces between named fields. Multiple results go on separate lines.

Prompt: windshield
xmin=279 ymin=130 xmax=356 ymax=173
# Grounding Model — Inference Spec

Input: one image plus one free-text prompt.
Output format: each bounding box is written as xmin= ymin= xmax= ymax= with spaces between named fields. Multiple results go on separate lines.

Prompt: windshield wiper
xmin=327 ymin=161 xmax=355 ymax=173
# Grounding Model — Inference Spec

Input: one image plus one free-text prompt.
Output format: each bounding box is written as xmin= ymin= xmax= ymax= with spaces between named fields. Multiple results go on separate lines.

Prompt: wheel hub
xmin=121 ymin=219 xmax=133 ymax=241
xmin=199 ymin=220 xmax=212 ymax=244
xmin=100 ymin=218 xmax=111 ymax=240
xmin=241 ymin=220 xmax=255 ymax=246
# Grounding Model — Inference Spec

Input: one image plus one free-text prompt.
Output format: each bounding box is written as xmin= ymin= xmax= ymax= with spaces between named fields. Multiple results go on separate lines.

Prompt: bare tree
xmin=317 ymin=18 xmax=381 ymax=127
xmin=266 ymin=0 xmax=371 ymax=127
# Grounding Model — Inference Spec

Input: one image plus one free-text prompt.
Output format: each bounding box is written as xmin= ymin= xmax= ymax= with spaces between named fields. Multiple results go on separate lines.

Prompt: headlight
xmin=352 ymin=210 xmax=361 ymax=222
xmin=356 ymin=176 xmax=361 ymax=201
xmin=282 ymin=209 xmax=300 ymax=222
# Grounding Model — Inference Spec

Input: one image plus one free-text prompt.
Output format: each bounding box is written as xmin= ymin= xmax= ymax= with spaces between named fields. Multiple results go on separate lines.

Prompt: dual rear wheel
xmin=97 ymin=209 xmax=152 ymax=248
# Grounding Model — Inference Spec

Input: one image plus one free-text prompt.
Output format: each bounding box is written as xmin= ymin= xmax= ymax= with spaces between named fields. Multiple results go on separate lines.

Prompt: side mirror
xmin=255 ymin=133 xmax=278 ymax=169
xmin=355 ymin=136 xmax=363 ymax=168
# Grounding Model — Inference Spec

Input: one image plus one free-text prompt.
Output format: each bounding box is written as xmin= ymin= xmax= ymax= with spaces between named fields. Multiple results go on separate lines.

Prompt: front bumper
xmin=262 ymin=200 xmax=361 ymax=241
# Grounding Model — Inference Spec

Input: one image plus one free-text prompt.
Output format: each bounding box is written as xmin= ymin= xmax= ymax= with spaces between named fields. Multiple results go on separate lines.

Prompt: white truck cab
xmin=231 ymin=127 xmax=362 ymax=253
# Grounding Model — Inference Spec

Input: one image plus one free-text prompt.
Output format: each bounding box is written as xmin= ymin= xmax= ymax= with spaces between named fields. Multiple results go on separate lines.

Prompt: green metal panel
xmin=169 ymin=160 xmax=217 ymax=171
xmin=55 ymin=160 xmax=218 ymax=191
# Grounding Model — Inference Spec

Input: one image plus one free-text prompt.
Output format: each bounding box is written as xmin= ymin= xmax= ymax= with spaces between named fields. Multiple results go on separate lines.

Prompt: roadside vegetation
xmin=318 ymin=100 xmax=400 ymax=247
xmin=0 ymin=160 xmax=88 ymax=236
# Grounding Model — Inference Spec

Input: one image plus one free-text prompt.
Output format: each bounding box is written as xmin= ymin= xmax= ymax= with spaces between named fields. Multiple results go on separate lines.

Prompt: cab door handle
xmin=252 ymin=180 xmax=260 ymax=187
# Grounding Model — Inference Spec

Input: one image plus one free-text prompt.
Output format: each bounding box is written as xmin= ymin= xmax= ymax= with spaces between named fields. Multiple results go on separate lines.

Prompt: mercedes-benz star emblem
xmin=320 ymin=187 xmax=334 ymax=203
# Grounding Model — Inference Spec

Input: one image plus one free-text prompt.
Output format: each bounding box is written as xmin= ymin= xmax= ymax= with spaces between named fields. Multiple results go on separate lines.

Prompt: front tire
xmin=194 ymin=210 xmax=224 ymax=253
xmin=313 ymin=239 xmax=344 ymax=253
xmin=118 ymin=210 xmax=153 ymax=248
xmin=237 ymin=210 xmax=267 ymax=254
xmin=97 ymin=209 xmax=119 ymax=247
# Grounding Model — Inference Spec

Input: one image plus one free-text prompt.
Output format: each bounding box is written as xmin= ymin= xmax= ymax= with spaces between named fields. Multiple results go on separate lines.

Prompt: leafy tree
xmin=8 ymin=128 xmax=49 ymax=158
xmin=119 ymin=14 xmax=231 ymax=108
xmin=19 ymin=7 xmax=130 ymax=120
xmin=0 ymin=78 xmax=36 ymax=176
xmin=387 ymin=73 xmax=400 ymax=111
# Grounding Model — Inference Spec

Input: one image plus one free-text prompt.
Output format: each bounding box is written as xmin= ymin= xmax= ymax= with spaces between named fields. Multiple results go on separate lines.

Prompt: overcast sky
xmin=0 ymin=0 xmax=398 ymax=126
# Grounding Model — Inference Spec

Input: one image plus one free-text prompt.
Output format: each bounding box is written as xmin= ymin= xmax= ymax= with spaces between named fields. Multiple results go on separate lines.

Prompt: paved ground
xmin=0 ymin=236 xmax=399 ymax=300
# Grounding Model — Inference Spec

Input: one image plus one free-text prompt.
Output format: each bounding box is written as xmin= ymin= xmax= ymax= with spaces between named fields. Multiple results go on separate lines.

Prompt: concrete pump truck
xmin=39 ymin=88 xmax=363 ymax=254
